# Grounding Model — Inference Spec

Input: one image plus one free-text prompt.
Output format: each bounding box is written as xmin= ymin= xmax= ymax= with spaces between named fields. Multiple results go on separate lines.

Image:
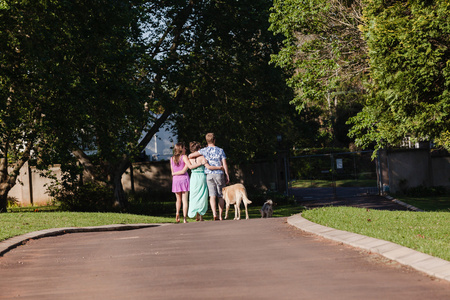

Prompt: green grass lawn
xmin=0 ymin=212 xmax=174 ymax=242
xmin=302 ymin=206 xmax=450 ymax=261
xmin=0 ymin=203 xmax=304 ymax=242
xmin=291 ymin=179 xmax=376 ymax=188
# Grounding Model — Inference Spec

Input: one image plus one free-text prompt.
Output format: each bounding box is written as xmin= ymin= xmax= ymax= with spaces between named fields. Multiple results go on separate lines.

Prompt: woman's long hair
xmin=172 ymin=142 xmax=185 ymax=165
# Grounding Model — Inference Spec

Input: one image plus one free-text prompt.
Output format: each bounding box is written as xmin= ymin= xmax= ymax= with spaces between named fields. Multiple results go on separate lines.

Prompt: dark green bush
xmin=247 ymin=189 xmax=295 ymax=206
xmin=405 ymin=185 xmax=447 ymax=197
xmin=126 ymin=189 xmax=174 ymax=216
xmin=50 ymin=182 xmax=115 ymax=212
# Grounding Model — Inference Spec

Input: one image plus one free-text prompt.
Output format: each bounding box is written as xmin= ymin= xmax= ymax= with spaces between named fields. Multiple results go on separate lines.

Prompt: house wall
xmin=379 ymin=149 xmax=450 ymax=194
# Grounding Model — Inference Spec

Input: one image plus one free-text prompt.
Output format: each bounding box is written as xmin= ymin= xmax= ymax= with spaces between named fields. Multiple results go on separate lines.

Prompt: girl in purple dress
xmin=170 ymin=142 xmax=202 ymax=223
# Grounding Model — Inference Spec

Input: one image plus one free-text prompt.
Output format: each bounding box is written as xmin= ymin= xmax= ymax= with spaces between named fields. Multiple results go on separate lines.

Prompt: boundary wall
xmin=9 ymin=160 xmax=280 ymax=206
xmin=377 ymin=149 xmax=450 ymax=194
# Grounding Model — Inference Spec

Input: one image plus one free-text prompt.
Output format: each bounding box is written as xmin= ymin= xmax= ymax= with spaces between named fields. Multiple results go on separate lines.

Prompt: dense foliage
xmin=173 ymin=0 xmax=302 ymax=162
xmin=349 ymin=0 xmax=450 ymax=151
xmin=1 ymin=0 xmax=307 ymax=211
xmin=269 ymin=0 xmax=368 ymax=147
xmin=0 ymin=0 xmax=147 ymax=211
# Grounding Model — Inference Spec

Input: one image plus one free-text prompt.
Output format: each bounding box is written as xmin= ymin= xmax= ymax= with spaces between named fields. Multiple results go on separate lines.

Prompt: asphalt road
xmin=1 ymin=217 xmax=449 ymax=299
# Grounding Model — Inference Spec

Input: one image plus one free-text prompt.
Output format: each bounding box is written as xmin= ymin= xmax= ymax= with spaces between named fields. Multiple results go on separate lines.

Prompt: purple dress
xmin=171 ymin=155 xmax=190 ymax=193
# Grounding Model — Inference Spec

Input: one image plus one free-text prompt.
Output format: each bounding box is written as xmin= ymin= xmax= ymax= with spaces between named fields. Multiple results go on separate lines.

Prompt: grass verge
xmin=0 ymin=203 xmax=304 ymax=242
xmin=0 ymin=212 xmax=173 ymax=242
xmin=302 ymin=206 xmax=450 ymax=261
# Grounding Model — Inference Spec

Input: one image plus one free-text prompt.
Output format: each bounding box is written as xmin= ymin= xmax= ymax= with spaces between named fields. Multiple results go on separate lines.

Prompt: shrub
xmin=404 ymin=185 xmax=447 ymax=197
xmin=7 ymin=196 xmax=19 ymax=208
xmin=247 ymin=189 xmax=295 ymax=206
xmin=126 ymin=189 xmax=174 ymax=216
xmin=49 ymin=182 xmax=115 ymax=212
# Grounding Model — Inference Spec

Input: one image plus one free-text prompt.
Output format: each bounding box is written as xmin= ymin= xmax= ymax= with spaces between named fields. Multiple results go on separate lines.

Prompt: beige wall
xmin=8 ymin=162 xmax=61 ymax=206
xmin=9 ymin=160 xmax=281 ymax=206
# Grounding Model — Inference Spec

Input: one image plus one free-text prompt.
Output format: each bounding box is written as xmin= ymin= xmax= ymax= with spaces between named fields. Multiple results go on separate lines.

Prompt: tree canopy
xmin=269 ymin=0 xmax=450 ymax=152
xmin=269 ymin=0 xmax=368 ymax=147
xmin=1 ymin=0 xmax=309 ymax=211
xmin=0 ymin=0 xmax=148 ymax=211
xmin=173 ymin=0 xmax=301 ymax=163
xmin=348 ymin=0 xmax=450 ymax=151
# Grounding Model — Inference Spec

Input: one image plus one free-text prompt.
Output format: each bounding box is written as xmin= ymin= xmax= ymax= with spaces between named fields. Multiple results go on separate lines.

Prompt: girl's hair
xmin=172 ymin=142 xmax=185 ymax=165
xmin=189 ymin=141 xmax=201 ymax=153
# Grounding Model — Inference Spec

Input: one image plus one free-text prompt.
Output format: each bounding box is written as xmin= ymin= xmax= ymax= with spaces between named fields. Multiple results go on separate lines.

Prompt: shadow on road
xmin=290 ymin=187 xmax=409 ymax=211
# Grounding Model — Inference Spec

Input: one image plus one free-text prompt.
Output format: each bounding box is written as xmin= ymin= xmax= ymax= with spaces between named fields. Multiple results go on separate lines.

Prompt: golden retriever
xmin=222 ymin=183 xmax=252 ymax=220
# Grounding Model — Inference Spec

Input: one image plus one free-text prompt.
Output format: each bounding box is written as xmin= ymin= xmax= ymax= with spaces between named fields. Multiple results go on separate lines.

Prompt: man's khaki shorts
xmin=206 ymin=173 xmax=225 ymax=197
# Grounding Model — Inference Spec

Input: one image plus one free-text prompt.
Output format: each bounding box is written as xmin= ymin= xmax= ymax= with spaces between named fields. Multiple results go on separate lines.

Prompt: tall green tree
xmin=269 ymin=0 xmax=368 ymax=147
xmin=0 ymin=0 xmax=149 ymax=211
xmin=0 ymin=0 xmax=75 ymax=211
xmin=348 ymin=0 xmax=450 ymax=151
xmin=173 ymin=0 xmax=300 ymax=163
xmin=48 ymin=1 xmax=201 ymax=209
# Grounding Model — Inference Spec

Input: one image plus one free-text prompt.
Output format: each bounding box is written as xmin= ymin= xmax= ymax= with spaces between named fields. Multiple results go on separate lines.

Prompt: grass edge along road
xmin=2 ymin=198 xmax=449 ymax=262
xmin=302 ymin=206 xmax=450 ymax=262
xmin=0 ymin=203 xmax=304 ymax=242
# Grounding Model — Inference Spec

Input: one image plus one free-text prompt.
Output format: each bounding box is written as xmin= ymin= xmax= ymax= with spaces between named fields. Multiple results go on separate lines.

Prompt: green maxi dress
xmin=188 ymin=165 xmax=209 ymax=218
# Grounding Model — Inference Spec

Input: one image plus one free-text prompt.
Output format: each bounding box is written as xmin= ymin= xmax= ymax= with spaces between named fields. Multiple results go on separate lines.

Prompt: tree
xmin=269 ymin=0 xmax=368 ymax=147
xmin=348 ymin=0 xmax=450 ymax=151
xmin=0 ymin=0 xmax=149 ymax=212
xmin=0 ymin=0 xmax=76 ymax=212
xmin=46 ymin=1 xmax=201 ymax=209
xmin=173 ymin=0 xmax=299 ymax=163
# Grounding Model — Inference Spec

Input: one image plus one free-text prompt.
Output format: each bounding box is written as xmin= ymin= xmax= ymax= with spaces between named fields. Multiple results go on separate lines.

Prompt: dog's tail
xmin=242 ymin=193 xmax=252 ymax=204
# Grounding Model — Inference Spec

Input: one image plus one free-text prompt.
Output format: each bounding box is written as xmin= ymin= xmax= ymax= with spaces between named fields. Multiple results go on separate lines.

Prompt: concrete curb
xmin=287 ymin=214 xmax=450 ymax=282
xmin=0 ymin=223 xmax=163 ymax=257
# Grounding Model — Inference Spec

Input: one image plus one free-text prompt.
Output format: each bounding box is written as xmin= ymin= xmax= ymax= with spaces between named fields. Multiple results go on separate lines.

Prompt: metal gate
xmin=288 ymin=151 xmax=379 ymax=200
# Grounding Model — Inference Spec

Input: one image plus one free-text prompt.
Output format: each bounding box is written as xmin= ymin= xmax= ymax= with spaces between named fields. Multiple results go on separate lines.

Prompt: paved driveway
xmin=1 ymin=218 xmax=449 ymax=299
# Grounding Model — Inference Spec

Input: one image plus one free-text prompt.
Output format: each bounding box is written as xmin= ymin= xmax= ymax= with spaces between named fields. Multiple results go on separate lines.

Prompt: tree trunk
xmin=112 ymin=174 xmax=126 ymax=209
xmin=0 ymin=142 xmax=32 ymax=213
xmin=0 ymin=184 xmax=9 ymax=213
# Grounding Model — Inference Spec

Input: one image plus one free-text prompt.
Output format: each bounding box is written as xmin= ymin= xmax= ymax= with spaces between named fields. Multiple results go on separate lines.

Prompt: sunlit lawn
xmin=302 ymin=206 xmax=450 ymax=261
xmin=1 ymin=202 xmax=304 ymax=242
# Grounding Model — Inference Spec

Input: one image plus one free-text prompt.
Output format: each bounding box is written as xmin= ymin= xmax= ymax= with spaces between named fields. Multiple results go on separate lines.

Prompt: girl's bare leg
xmin=175 ymin=193 xmax=182 ymax=223
xmin=182 ymin=191 xmax=188 ymax=223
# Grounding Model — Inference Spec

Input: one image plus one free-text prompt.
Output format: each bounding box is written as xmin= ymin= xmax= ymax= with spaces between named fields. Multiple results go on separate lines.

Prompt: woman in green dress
xmin=188 ymin=141 xmax=222 ymax=221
